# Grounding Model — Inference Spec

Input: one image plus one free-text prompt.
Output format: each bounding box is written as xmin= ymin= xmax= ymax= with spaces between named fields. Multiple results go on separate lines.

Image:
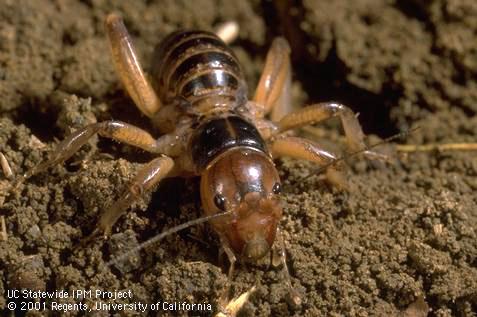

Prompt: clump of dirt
xmin=0 ymin=0 xmax=476 ymax=316
xmin=297 ymin=0 xmax=477 ymax=140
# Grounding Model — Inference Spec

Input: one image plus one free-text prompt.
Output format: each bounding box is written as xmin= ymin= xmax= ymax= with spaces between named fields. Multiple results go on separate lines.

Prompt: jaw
xmin=226 ymin=211 xmax=279 ymax=260
xmin=227 ymin=193 xmax=282 ymax=260
xmin=242 ymin=236 xmax=270 ymax=260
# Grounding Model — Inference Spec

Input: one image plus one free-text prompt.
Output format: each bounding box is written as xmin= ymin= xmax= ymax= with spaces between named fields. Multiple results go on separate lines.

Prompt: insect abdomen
xmin=152 ymin=31 xmax=246 ymax=107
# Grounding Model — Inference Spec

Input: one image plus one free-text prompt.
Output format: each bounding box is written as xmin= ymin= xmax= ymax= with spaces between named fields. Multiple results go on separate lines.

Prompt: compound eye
xmin=214 ymin=194 xmax=227 ymax=211
xmin=272 ymin=182 xmax=281 ymax=194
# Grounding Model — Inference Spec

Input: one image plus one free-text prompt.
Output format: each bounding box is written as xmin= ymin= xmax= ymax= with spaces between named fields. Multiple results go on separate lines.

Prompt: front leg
xmin=95 ymin=156 xmax=174 ymax=236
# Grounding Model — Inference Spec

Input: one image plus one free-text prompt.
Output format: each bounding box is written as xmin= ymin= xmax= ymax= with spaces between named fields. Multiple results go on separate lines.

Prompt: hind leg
xmin=250 ymin=37 xmax=292 ymax=121
xmin=106 ymin=14 xmax=162 ymax=118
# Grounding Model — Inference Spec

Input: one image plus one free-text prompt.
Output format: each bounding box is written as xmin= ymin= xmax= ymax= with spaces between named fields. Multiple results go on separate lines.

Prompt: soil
xmin=0 ymin=0 xmax=476 ymax=316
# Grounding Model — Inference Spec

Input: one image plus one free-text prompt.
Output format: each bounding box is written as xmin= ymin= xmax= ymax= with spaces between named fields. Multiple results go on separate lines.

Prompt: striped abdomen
xmin=152 ymin=31 xmax=247 ymax=108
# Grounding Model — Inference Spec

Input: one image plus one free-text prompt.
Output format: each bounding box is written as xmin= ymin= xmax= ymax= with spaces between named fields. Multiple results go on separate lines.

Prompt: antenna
xmin=105 ymin=210 xmax=233 ymax=268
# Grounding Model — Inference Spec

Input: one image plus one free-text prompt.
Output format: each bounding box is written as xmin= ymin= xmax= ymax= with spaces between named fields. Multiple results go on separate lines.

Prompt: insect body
xmin=140 ymin=28 xmax=283 ymax=261
xmin=22 ymin=13 xmax=381 ymax=309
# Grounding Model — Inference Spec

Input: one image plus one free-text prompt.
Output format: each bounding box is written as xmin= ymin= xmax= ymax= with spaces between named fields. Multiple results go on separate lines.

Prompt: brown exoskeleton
xmin=21 ymin=13 xmax=382 ymax=311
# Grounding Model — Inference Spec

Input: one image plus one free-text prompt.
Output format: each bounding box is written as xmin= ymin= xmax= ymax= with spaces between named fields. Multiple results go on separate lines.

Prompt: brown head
xmin=200 ymin=147 xmax=283 ymax=261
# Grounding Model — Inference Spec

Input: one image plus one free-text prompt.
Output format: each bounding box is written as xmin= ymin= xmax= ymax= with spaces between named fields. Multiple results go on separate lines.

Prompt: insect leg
xmin=253 ymin=37 xmax=292 ymax=121
xmin=105 ymin=14 xmax=162 ymax=118
xmin=22 ymin=121 xmax=168 ymax=181
xmin=93 ymin=156 xmax=174 ymax=236
xmin=276 ymin=102 xmax=386 ymax=159
xmin=270 ymin=136 xmax=348 ymax=189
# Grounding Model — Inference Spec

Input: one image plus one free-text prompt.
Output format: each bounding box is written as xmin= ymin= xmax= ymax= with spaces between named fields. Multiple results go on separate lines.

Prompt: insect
xmin=20 ymin=13 xmax=383 ymax=312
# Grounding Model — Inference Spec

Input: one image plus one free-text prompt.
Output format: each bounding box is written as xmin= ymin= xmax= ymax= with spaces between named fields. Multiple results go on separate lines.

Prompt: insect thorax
xmin=152 ymin=30 xmax=247 ymax=110
xmin=191 ymin=115 xmax=267 ymax=171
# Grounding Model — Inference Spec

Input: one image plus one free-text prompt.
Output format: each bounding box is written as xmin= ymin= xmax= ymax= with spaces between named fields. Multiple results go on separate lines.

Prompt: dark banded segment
xmin=152 ymin=30 xmax=246 ymax=106
xmin=180 ymin=71 xmax=239 ymax=98
xmin=170 ymin=50 xmax=240 ymax=86
xmin=191 ymin=116 xmax=267 ymax=170
xmin=153 ymin=31 xmax=219 ymax=86
xmin=167 ymin=36 xmax=229 ymax=69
